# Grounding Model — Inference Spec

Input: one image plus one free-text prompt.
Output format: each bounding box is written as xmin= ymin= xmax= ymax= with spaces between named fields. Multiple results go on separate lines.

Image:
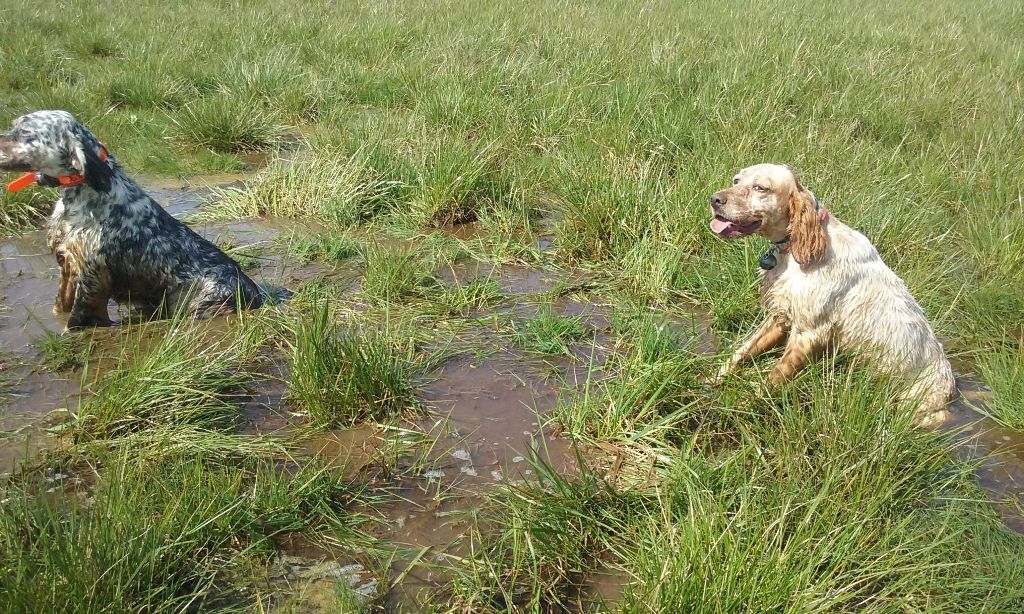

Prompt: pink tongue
xmin=710 ymin=217 xmax=733 ymax=234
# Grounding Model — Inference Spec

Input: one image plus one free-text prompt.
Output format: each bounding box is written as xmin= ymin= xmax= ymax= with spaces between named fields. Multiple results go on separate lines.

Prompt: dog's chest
xmin=759 ymin=260 xmax=819 ymax=323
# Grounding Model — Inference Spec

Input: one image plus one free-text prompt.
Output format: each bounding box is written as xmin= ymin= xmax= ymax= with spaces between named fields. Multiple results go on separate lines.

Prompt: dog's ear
xmin=787 ymin=180 xmax=826 ymax=265
xmin=67 ymin=130 xmax=113 ymax=192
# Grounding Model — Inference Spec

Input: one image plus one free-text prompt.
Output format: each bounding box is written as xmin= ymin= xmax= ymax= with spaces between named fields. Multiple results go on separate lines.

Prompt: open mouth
xmin=709 ymin=214 xmax=761 ymax=238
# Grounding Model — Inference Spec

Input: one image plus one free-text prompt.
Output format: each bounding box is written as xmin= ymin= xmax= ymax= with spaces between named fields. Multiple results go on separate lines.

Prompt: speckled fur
xmin=711 ymin=164 xmax=956 ymax=427
xmin=0 ymin=110 xmax=264 ymax=328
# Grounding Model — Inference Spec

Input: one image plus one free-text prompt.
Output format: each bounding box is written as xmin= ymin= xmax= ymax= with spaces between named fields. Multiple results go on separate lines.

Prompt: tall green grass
xmin=71 ymin=318 xmax=264 ymax=442
xmin=0 ymin=452 xmax=367 ymax=613
xmin=450 ymin=371 xmax=1024 ymax=612
xmin=286 ymin=301 xmax=417 ymax=428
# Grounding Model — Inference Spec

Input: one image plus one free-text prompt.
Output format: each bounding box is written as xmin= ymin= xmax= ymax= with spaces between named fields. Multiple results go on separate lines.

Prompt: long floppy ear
xmin=67 ymin=130 xmax=113 ymax=192
xmin=786 ymin=180 xmax=826 ymax=265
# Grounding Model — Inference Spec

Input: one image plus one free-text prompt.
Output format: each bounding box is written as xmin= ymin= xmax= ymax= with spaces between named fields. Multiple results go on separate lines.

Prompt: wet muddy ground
xmin=2 ymin=179 xmax=1024 ymax=610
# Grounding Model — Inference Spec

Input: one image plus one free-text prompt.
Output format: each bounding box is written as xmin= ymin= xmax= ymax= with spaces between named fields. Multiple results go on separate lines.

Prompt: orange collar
xmin=6 ymin=146 xmax=108 ymax=192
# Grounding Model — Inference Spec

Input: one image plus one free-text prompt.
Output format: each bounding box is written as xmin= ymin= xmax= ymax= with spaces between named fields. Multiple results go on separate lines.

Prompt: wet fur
xmin=0 ymin=110 xmax=264 ymax=328
xmin=711 ymin=164 xmax=956 ymax=427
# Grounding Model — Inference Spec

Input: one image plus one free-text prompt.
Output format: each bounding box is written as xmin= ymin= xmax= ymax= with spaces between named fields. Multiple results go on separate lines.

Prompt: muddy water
xmin=305 ymin=345 xmax=591 ymax=607
xmin=942 ymin=384 xmax=1024 ymax=532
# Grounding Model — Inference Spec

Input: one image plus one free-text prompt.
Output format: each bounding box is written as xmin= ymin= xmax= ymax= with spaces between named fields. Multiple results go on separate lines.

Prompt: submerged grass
xmin=513 ymin=305 xmax=586 ymax=356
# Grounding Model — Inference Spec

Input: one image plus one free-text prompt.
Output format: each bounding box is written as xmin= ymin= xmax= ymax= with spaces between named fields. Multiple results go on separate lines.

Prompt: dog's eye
xmin=733 ymin=178 xmax=740 ymax=185
xmin=753 ymin=184 xmax=768 ymax=193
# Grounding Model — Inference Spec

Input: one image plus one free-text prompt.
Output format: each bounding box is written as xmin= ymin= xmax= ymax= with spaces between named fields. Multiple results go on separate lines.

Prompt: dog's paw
xmin=913 ymin=408 xmax=952 ymax=430
xmin=66 ymin=314 xmax=113 ymax=330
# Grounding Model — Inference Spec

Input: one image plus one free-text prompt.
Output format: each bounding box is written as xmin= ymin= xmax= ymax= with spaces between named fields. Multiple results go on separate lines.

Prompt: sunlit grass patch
xmin=977 ymin=340 xmax=1024 ymax=429
xmin=34 ymin=329 xmax=95 ymax=372
xmin=0 ymin=186 xmax=51 ymax=237
xmin=286 ymin=301 xmax=417 ymax=428
xmin=70 ymin=318 xmax=265 ymax=442
xmin=0 ymin=451 xmax=371 ymax=613
xmin=202 ymin=149 xmax=399 ymax=224
xmin=360 ymin=242 xmax=435 ymax=306
xmin=512 ymin=304 xmax=586 ymax=355
xmin=174 ymin=93 xmax=286 ymax=154
xmin=283 ymin=231 xmax=362 ymax=264
xmin=432 ymin=277 xmax=504 ymax=316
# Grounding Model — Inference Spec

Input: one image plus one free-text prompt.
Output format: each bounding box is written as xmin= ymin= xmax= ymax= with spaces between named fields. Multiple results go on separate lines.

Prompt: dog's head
xmin=0 ymin=110 xmax=113 ymax=191
xmin=708 ymin=163 xmax=826 ymax=265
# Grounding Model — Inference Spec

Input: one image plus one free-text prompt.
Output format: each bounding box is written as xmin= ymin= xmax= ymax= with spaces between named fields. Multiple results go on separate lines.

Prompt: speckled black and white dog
xmin=0 ymin=110 xmax=264 ymax=328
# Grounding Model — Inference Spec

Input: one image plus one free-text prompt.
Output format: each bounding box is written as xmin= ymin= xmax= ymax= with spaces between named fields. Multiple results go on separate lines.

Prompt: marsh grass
xmin=286 ymin=301 xmax=417 ymax=428
xmin=0 ymin=187 xmax=51 ymax=237
xmin=173 ymin=94 xmax=286 ymax=154
xmin=203 ymin=149 xmax=401 ymax=224
xmin=34 ymin=329 xmax=95 ymax=372
xmin=0 ymin=451 xmax=369 ymax=614
xmin=3 ymin=0 xmax=1024 ymax=610
xmin=450 ymin=372 xmax=1024 ymax=612
xmin=513 ymin=305 xmax=586 ymax=355
xmin=433 ymin=277 xmax=504 ymax=316
xmin=976 ymin=341 xmax=1024 ymax=429
xmin=71 ymin=318 xmax=265 ymax=442
xmin=284 ymin=231 xmax=362 ymax=264
xmin=360 ymin=242 xmax=435 ymax=306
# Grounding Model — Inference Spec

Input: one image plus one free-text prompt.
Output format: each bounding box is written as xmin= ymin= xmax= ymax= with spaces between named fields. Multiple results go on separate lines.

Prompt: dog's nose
xmin=710 ymin=193 xmax=727 ymax=209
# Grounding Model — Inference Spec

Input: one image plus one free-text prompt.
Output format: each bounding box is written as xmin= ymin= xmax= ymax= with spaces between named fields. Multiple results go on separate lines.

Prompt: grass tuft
xmin=202 ymin=148 xmax=400 ymax=224
xmin=513 ymin=305 xmax=586 ymax=355
xmin=174 ymin=94 xmax=285 ymax=153
xmin=286 ymin=301 xmax=416 ymax=428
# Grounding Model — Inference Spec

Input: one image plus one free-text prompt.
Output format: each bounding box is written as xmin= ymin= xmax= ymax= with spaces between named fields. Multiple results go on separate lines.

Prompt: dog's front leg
xmin=53 ymin=252 xmax=77 ymax=314
xmin=766 ymin=328 xmax=826 ymax=385
xmin=716 ymin=318 xmax=789 ymax=382
xmin=66 ymin=269 xmax=113 ymax=329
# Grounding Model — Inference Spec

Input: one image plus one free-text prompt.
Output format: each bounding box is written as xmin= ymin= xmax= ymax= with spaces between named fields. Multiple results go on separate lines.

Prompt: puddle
xmin=942 ymin=383 xmax=1024 ymax=532
xmin=437 ymin=259 xmax=562 ymax=296
xmin=304 ymin=348 xmax=590 ymax=609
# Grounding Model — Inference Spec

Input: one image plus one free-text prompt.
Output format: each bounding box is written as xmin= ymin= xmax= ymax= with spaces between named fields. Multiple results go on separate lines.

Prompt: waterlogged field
xmin=2 ymin=0 xmax=1024 ymax=611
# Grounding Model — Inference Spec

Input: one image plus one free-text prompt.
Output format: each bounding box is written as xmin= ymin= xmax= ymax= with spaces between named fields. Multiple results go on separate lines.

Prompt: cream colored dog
xmin=710 ymin=164 xmax=955 ymax=427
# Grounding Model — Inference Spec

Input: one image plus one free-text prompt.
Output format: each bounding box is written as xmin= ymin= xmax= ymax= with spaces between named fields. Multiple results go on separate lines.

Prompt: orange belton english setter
xmin=710 ymin=164 xmax=955 ymax=427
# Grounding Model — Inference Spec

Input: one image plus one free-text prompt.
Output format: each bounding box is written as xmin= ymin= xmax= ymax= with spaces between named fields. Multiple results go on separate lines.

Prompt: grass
xmin=34 ymin=329 xmax=95 ymax=372
xmin=450 ymin=372 xmax=1024 ymax=612
xmin=976 ymin=341 xmax=1024 ymax=429
xmin=283 ymin=231 xmax=362 ymax=264
xmin=202 ymin=149 xmax=400 ymax=223
xmin=70 ymin=318 xmax=264 ymax=443
xmin=360 ymin=242 xmax=435 ymax=306
xmin=0 ymin=451 xmax=371 ymax=613
xmin=0 ymin=187 xmax=51 ymax=237
xmin=286 ymin=301 xmax=417 ymax=428
xmin=2 ymin=0 xmax=1024 ymax=610
xmin=513 ymin=305 xmax=587 ymax=355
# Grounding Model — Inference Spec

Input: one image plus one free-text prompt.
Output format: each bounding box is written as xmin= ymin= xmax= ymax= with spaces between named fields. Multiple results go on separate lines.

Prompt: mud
xmin=304 ymin=348 xmax=589 ymax=608
xmin=943 ymin=384 xmax=1024 ymax=532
